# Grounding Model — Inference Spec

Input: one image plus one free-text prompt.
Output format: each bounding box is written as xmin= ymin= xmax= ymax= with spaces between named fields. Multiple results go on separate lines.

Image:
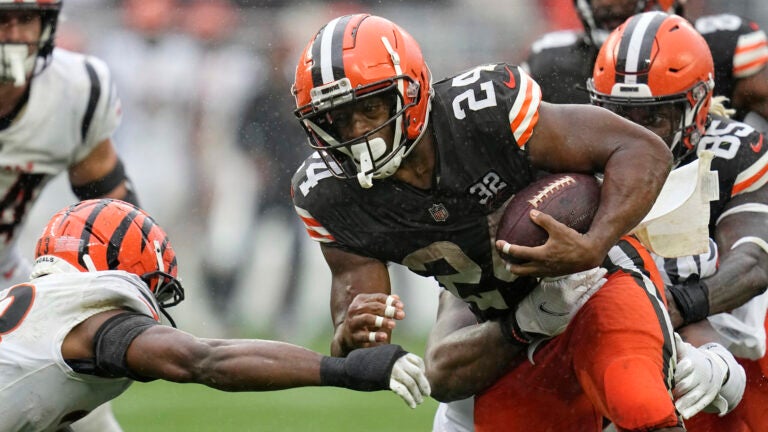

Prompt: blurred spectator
xmin=200 ymin=21 xmax=311 ymax=337
xmin=94 ymin=0 xmax=199 ymax=226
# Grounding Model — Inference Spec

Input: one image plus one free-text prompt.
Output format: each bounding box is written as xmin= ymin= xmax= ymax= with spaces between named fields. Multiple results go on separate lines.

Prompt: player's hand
xmin=390 ymin=353 xmax=431 ymax=408
xmin=340 ymin=294 xmax=405 ymax=351
xmin=673 ymin=333 xmax=746 ymax=419
xmin=496 ymin=210 xmax=605 ymax=278
xmin=327 ymin=344 xmax=429 ymax=408
xmin=514 ymin=267 xmax=607 ymax=337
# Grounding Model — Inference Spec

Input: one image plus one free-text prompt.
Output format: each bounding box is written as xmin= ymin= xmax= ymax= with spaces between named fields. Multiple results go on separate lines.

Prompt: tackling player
xmin=0 ymin=199 xmax=431 ymax=431
xmin=289 ymin=13 xmax=687 ymax=431
xmin=0 ymin=1 xmax=140 ymax=429
xmin=588 ymin=11 xmax=768 ymax=430
xmin=428 ymin=11 xmax=762 ymax=431
xmin=524 ymin=0 xmax=768 ymax=132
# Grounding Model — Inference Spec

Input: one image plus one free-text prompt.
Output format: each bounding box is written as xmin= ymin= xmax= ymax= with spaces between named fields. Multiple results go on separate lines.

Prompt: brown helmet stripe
xmin=616 ymin=11 xmax=667 ymax=84
xmin=310 ymin=14 xmax=354 ymax=86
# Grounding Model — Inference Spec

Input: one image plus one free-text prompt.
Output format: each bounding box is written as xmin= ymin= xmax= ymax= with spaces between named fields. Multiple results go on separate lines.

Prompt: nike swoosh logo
xmin=751 ymin=135 xmax=763 ymax=153
xmin=539 ymin=302 xmax=568 ymax=316
xmin=503 ymin=65 xmax=516 ymax=89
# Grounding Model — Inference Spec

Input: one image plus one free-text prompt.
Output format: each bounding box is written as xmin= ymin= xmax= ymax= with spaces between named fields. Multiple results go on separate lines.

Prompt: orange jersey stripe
xmin=735 ymin=39 xmax=768 ymax=55
xmin=734 ymin=54 xmax=768 ymax=75
xmin=509 ymin=70 xmax=541 ymax=147
xmin=733 ymin=160 xmax=768 ymax=195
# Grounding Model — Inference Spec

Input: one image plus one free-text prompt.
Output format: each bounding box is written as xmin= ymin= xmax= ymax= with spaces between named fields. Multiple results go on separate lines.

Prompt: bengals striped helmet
xmin=0 ymin=0 xmax=62 ymax=85
xmin=588 ymin=12 xmax=713 ymax=164
xmin=34 ymin=199 xmax=184 ymax=313
xmin=292 ymin=14 xmax=433 ymax=188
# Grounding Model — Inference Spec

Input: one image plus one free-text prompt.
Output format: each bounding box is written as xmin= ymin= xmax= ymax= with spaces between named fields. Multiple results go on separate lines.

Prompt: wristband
xmin=668 ymin=278 xmax=710 ymax=326
xmin=319 ymin=344 xmax=406 ymax=391
xmin=498 ymin=312 xmax=532 ymax=346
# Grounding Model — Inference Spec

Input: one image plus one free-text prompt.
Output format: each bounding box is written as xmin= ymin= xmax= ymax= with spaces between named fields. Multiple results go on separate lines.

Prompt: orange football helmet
xmin=588 ymin=11 xmax=713 ymax=164
xmin=34 ymin=199 xmax=184 ymax=321
xmin=293 ymin=14 xmax=433 ymax=188
xmin=574 ymin=0 xmax=683 ymax=46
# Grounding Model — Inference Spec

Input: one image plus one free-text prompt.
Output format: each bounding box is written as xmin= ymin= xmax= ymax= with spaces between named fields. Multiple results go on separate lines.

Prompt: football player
xmin=290 ymin=13 xmax=688 ymax=431
xmin=429 ymin=11 xmax=763 ymax=431
xmin=0 ymin=1 xmax=139 ymax=430
xmin=588 ymin=11 xmax=768 ymax=430
xmin=0 ymin=199 xmax=431 ymax=431
xmin=524 ymin=0 xmax=768 ymax=132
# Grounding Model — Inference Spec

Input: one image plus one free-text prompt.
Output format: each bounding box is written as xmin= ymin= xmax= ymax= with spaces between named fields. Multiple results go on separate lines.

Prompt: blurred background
xmin=15 ymin=0 xmax=768 ymax=429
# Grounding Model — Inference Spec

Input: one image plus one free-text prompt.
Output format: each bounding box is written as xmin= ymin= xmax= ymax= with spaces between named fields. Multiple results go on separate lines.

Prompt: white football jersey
xmin=0 ymin=270 xmax=160 ymax=432
xmin=0 ymin=48 xmax=120 ymax=275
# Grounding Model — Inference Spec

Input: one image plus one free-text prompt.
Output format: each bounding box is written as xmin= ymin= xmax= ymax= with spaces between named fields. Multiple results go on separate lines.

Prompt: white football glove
xmin=389 ymin=353 xmax=431 ymax=409
xmin=673 ymin=333 xmax=746 ymax=419
xmin=515 ymin=267 xmax=608 ymax=337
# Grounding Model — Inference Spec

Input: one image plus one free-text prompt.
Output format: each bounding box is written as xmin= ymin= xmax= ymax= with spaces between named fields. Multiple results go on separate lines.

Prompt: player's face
xmin=0 ymin=11 xmax=41 ymax=48
xmin=608 ymin=103 xmax=682 ymax=148
xmin=327 ymin=94 xmax=395 ymax=145
xmin=591 ymin=0 xmax=638 ymax=31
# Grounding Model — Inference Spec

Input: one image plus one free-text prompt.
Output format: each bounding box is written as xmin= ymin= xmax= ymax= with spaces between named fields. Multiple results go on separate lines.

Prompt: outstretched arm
xmin=64 ymin=309 xmax=430 ymax=407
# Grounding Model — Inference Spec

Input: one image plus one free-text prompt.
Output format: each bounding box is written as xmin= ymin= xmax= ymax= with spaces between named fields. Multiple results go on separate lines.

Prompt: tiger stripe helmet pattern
xmin=34 ymin=199 xmax=184 ymax=310
xmin=588 ymin=11 xmax=714 ymax=164
xmin=292 ymin=14 xmax=433 ymax=188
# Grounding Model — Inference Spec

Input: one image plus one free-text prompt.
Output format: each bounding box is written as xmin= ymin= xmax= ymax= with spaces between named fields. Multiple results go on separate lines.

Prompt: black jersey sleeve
xmin=695 ymin=14 xmax=768 ymax=103
xmin=523 ymin=30 xmax=596 ymax=104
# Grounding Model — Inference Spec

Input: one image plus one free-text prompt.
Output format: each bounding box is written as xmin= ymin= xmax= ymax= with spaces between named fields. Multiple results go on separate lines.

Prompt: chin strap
xmin=351 ymin=137 xmax=387 ymax=189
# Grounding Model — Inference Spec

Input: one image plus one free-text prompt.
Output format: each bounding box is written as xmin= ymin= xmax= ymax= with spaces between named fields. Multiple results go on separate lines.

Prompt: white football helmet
xmin=0 ymin=0 xmax=61 ymax=86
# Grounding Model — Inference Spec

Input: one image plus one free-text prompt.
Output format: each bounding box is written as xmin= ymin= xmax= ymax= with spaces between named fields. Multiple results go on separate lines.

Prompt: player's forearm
xmin=590 ymin=145 xmax=671 ymax=257
xmin=668 ymin=245 xmax=768 ymax=328
xmin=195 ymin=339 xmax=324 ymax=391
xmin=425 ymin=321 xmax=525 ymax=401
xmin=706 ymin=246 xmax=768 ymax=315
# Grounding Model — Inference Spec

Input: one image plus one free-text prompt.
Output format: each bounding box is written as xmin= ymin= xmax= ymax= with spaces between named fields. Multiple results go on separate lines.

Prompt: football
xmin=496 ymin=173 xmax=601 ymax=256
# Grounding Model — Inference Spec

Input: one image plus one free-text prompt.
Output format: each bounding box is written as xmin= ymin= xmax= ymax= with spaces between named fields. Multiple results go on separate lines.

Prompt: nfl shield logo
xmin=429 ymin=203 xmax=449 ymax=222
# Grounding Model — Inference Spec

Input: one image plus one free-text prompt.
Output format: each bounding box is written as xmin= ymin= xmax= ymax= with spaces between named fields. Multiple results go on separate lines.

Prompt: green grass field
xmin=111 ymin=335 xmax=439 ymax=431
xmin=113 ymin=380 xmax=439 ymax=431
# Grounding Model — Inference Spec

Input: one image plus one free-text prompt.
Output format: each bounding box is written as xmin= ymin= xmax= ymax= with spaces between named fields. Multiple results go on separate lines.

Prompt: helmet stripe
xmin=311 ymin=14 xmax=353 ymax=86
xmin=106 ymin=208 xmax=140 ymax=270
xmin=77 ymin=199 xmax=110 ymax=270
xmin=616 ymin=11 xmax=667 ymax=84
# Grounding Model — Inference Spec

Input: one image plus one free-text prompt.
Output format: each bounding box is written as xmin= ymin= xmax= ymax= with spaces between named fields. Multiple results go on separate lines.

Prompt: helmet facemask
xmin=0 ymin=3 xmax=61 ymax=87
xmin=297 ymin=75 xmax=424 ymax=188
xmin=589 ymin=78 xmax=712 ymax=165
